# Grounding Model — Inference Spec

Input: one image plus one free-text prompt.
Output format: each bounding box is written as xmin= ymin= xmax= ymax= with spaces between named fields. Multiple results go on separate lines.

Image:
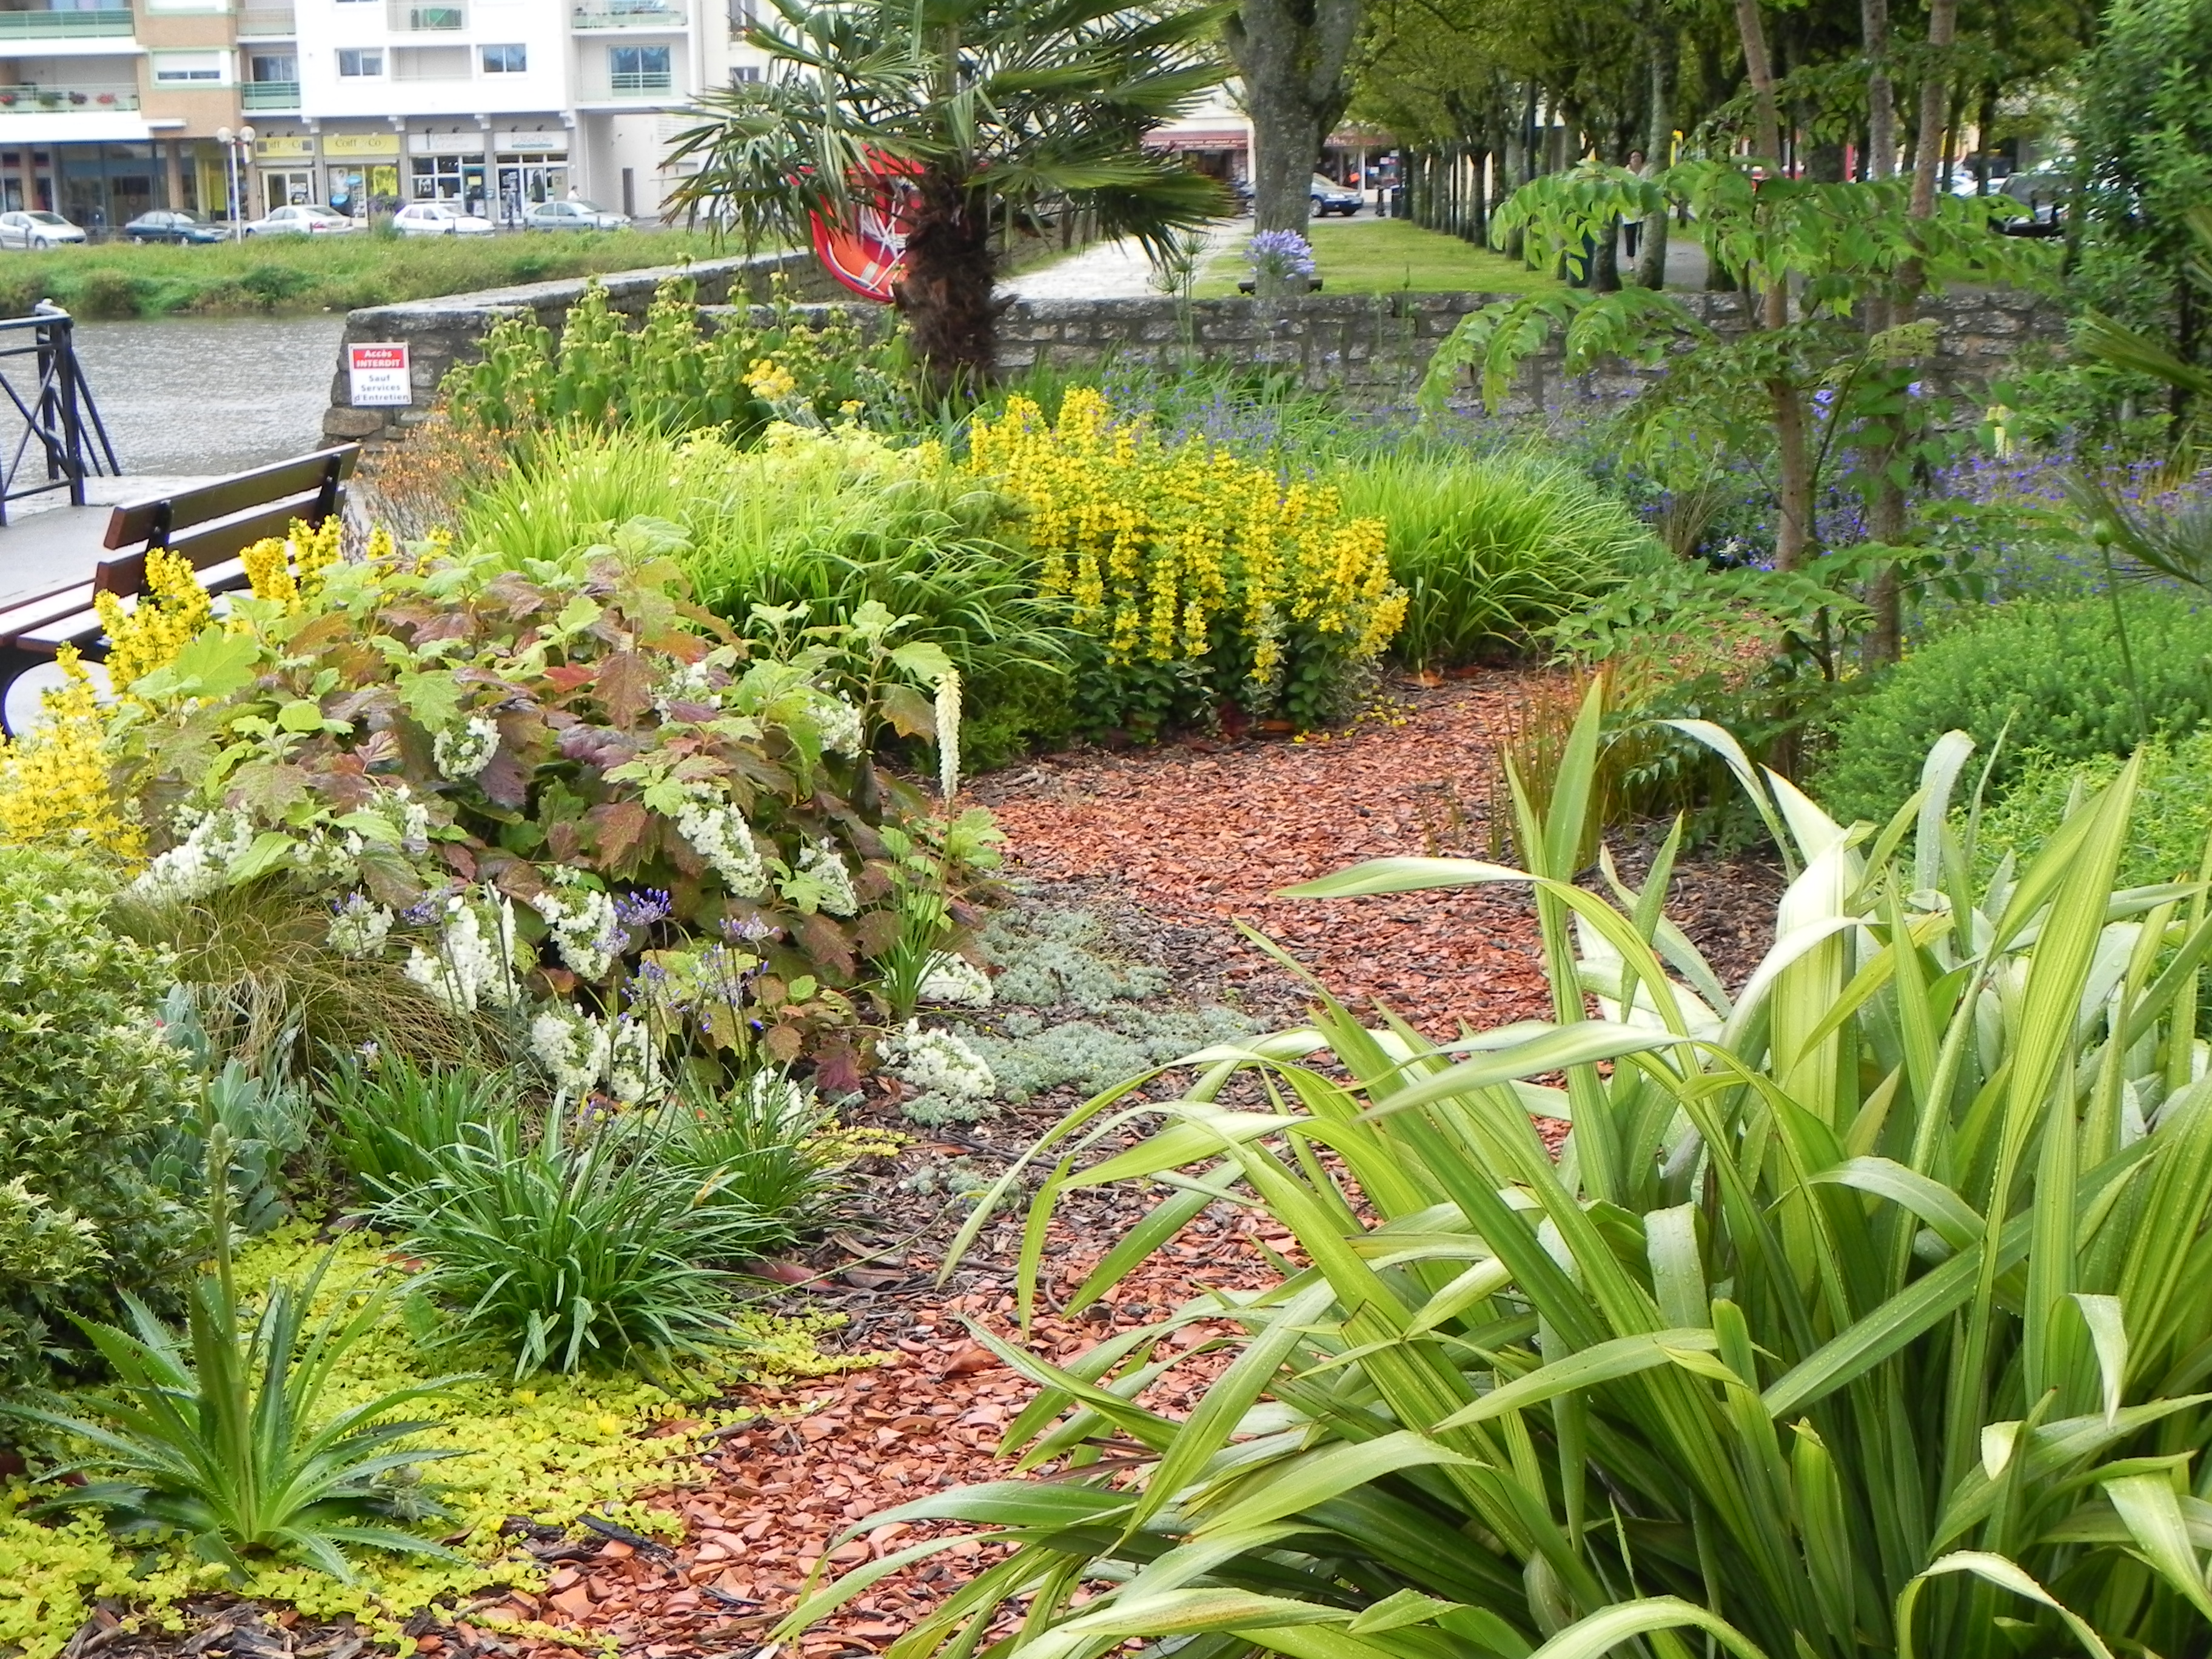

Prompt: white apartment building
xmin=0 ymin=0 xmax=759 ymax=230
xmin=247 ymin=0 xmax=757 ymax=223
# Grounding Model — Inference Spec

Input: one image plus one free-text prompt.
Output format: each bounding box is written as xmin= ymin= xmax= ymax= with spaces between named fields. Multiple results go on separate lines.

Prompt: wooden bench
xmin=0 ymin=444 xmax=358 ymax=734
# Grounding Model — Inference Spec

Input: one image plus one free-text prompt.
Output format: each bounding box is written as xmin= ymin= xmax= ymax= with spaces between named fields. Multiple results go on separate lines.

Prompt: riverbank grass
xmin=0 ymin=228 xmax=734 ymax=319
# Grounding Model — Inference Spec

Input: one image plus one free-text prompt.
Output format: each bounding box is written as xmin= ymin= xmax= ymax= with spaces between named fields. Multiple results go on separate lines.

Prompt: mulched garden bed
xmin=69 ymin=675 xmax=1783 ymax=1659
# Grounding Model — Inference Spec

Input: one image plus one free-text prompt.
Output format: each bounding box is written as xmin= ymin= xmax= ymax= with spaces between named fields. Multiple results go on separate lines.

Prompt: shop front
xmin=322 ymin=132 xmax=399 ymax=218
xmin=492 ymin=129 xmax=568 ymax=226
xmin=57 ymin=142 xmax=159 ymax=232
xmin=253 ymin=132 xmax=317 ymax=215
xmin=408 ymin=129 xmax=488 ymax=215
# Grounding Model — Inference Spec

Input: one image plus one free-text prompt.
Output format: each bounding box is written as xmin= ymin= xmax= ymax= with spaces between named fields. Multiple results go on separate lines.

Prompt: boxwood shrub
xmin=1816 ymin=591 xmax=2212 ymax=824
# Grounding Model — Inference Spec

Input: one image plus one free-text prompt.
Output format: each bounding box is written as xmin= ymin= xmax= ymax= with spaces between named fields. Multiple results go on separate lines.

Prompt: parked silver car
xmin=523 ymin=198 xmax=629 ymax=232
xmin=243 ymin=203 xmax=357 ymax=237
xmin=0 ymin=210 xmax=85 ymax=249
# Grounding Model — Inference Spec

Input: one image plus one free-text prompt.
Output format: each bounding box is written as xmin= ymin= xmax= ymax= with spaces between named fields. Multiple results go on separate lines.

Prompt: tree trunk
xmin=1862 ymin=0 xmax=1905 ymax=660
xmin=1225 ymin=0 xmax=1362 ymax=298
xmin=897 ymin=172 xmax=998 ymax=398
xmin=1634 ymin=29 xmax=1671 ymax=289
xmin=1909 ymin=0 xmax=1956 ymax=219
xmin=1862 ymin=0 xmax=1895 ymax=179
xmin=1731 ymin=0 xmax=1811 ymax=568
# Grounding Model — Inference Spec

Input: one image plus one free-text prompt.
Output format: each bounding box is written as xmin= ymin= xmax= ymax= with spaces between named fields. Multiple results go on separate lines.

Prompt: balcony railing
xmin=241 ymin=80 xmax=299 ymax=109
xmin=0 ymin=8 xmax=134 ymax=39
xmin=389 ymin=1 xmax=463 ymax=28
xmin=0 ymin=84 xmax=139 ymax=112
xmin=236 ymin=5 xmax=296 ymax=35
xmin=606 ymin=67 xmax=674 ymax=93
xmin=574 ymin=3 xmax=685 ymax=26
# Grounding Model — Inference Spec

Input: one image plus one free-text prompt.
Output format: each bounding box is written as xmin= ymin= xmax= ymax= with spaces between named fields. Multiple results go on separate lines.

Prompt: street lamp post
xmin=213 ymin=124 xmax=256 ymax=241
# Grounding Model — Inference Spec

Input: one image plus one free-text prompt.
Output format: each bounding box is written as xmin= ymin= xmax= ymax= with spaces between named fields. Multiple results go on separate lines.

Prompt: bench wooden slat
xmin=15 ymin=560 xmax=249 ymax=654
xmin=101 ymin=444 xmax=358 ymax=551
xmin=95 ymin=496 xmax=327 ymax=595
xmin=0 ymin=583 xmax=96 ymax=638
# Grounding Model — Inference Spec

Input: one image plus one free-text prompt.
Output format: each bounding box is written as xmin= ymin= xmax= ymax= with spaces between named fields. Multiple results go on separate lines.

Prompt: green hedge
xmin=1978 ymin=730 xmax=2212 ymax=889
xmin=1816 ymin=592 xmax=2212 ymax=824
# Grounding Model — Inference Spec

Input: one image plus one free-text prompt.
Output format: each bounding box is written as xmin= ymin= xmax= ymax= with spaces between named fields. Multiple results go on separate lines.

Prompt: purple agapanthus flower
xmin=1247 ymin=229 xmax=1316 ymax=281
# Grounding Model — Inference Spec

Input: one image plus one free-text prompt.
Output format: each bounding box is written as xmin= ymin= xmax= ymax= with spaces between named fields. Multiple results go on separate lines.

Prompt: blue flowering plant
xmin=1246 ymin=228 xmax=1316 ymax=292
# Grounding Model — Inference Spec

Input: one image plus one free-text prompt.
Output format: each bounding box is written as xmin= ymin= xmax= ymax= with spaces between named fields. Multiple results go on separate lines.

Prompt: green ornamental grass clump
xmin=1332 ymin=449 xmax=1657 ymax=669
xmin=1816 ymin=589 xmax=2212 ymax=824
xmin=0 ymin=847 xmax=196 ymax=1392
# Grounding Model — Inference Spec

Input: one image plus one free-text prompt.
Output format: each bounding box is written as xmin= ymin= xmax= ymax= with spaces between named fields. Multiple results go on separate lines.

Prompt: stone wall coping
xmin=343 ymin=247 xmax=814 ymax=330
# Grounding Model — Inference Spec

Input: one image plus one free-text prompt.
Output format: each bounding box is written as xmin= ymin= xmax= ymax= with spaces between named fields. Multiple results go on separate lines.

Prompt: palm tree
xmin=668 ymin=0 xmax=1232 ymax=397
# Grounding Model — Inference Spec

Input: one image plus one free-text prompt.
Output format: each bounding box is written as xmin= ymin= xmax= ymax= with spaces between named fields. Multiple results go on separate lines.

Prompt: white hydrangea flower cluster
xmin=130 ymin=805 xmax=256 ymax=902
xmin=432 ymin=715 xmax=501 ymax=782
xmin=534 ymin=875 xmax=622 ymax=982
xmin=529 ymin=1005 xmax=611 ymax=1102
xmin=918 ymin=953 xmax=993 ymax=1007
xmin=814 ymin=692 xmax=863 ymax=757
xmin=886 ymin=1019 xmax=996 ymax=1121
xmin=792 ymin=837 xmax=859 ymax=917
xmin=526 ymin=1005 xmax=667 ymax=1103
xmin=327 ymin=893 xmax=395 ymax=959
xmin=653 ymin=661 xmax=719 ymax=719
xmin=402 ymin=891 xmax=521 ymax=1013
xmin=607 ymin=1015 xmax=665 ymax=1104
xmin=674 ymin=796 xmax=770 ymax=897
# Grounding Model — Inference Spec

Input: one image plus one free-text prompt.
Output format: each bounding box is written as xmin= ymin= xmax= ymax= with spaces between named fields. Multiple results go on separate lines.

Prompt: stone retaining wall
xmin=328 ymin=270 xmax=2061 ymax=443
xmin=321 ymin=247 xmax=831 ymax=446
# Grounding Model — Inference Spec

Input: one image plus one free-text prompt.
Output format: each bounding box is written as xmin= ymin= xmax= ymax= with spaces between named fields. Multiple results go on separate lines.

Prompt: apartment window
xmin=152 ymin=51 xmax=229 ymax=83
xmin=338 ymin=48 xmax=384 ymax=75
xmin=249 ymin=52 xmax=297 ymax=81
xmin=728 ymin=0 xmax=756 ymax=25
xmin=730 ymin=64 xmax=760 ymax=84
xmin=481 ymin=44 xmax=526 ymax=73
xmin=395 ymin=45 xmax=468 ymax=78
xmin=608 ymin=44 xmax=671 ymax=91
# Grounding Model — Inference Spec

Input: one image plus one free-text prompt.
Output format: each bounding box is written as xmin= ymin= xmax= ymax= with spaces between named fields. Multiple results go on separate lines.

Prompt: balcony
xmin=388 ymin=1 xmax=463 ymax=29
xmin=0 ymin=82 xmax=138 ymax=110
xmin=236 ymin=5 xmax=296 ymax=36
xmin=0 ymin=8 xmax=134 ymax=40
xmin=242 ymin=79 xmax=298 ymax=109
xmin=606 ymin=66 xmax=672 ymax=92
xmin=574 ymin=2 xmax=685 ymax=26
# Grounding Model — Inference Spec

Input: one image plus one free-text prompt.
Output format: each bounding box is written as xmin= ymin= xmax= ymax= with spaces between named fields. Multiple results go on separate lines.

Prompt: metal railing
xmin=0 ymin=304 xmax=118 ymax=526
xmin=389 ymin=1 xmax=463 ymax=28
xmin=242 ymin=80 xmax=300 ymax=109
xmin=0 ymin=84 xmax=139 ymax=112
xmin=0 ymin=8 xmax=133 ymax=39
xmin=606 ymin=68 xmax=674 ymax=92
xmin=574 ymin=2 xmax=685 ymax=25
xmin=236 ymin=5 xmax=297 ymax=35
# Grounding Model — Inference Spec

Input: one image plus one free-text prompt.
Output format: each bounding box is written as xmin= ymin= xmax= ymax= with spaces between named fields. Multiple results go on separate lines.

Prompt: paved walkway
xmin=999 ymin=218 xmax=1246 ymax=301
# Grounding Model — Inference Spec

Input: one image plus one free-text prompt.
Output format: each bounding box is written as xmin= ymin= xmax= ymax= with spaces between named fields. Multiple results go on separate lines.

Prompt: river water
xmin=70 ymin=313 xmax=347 ymax=478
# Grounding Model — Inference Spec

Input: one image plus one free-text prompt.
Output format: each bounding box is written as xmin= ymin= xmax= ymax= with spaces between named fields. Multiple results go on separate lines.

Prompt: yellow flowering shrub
xmin=240 ymin=515 xmax=342 ymax=611
xmin=969 ymin=387 xmax=1405 ymax=732
xmin=0 ymin=648 xmax=136 ymax=855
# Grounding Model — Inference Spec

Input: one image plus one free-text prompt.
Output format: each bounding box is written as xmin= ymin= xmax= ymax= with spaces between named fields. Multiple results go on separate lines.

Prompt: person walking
xmin=1623 ymin=149 xmax=1651 ymax=261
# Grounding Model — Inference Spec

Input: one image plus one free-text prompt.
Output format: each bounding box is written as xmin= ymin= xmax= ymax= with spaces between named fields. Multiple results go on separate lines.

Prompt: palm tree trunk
xmin=898 ymin=172 xmax=998 ymax=397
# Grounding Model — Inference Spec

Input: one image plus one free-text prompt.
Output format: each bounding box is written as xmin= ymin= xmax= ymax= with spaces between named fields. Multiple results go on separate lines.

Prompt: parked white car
xmin=244 ymin=204 xmax=357 ymax=237
xmin=0 ymin=210 xmax=85 ymax=250
xmin=522 ymin=198 xmax=629 ymax=232
xmin=392 ymin=201 xmax=495 ymax=237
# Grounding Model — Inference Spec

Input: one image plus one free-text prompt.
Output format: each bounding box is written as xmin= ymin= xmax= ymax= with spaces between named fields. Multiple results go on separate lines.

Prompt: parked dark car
xmin=1311 ymin=173 xmax=1362 ymax=216
xmin=122 ymin=209 xmax=224 ymax=244
xmin=1996 ymin=170 xmax=2070 ymax=237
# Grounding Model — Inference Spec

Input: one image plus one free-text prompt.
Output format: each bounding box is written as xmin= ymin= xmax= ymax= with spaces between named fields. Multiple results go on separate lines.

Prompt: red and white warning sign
xmin=347 ymin=341 xmax=412 ymax=407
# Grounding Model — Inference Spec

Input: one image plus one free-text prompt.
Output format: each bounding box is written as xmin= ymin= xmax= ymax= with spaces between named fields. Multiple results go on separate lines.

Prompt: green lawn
xmin=0 ymin=227 xmax=742 ymax=319
xmin=1193 ymin=216 xmax=1560 ymax=298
